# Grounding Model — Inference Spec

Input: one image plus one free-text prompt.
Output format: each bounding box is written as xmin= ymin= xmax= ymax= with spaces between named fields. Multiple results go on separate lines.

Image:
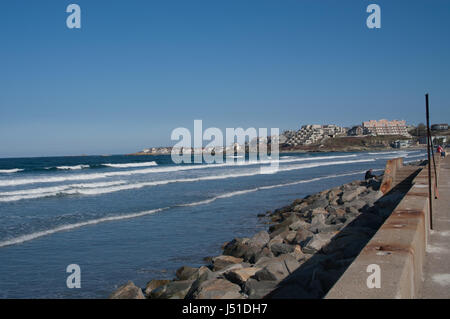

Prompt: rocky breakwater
xmin=110 ymin=175 xmax=408 ymax=299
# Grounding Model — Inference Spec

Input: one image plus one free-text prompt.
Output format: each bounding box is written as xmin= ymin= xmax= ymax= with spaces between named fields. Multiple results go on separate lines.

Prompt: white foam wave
xmin=0 ymin=207 xmax=167 ymax=248
xmin=0 ymin=169 xmax=24 ymax=173
xmin=0 ymin=170 xmax=369 ymax=248
xmin=405 ymin=153 xmax=427 ymax=159
xmin=56 ymin=165 xmax=90 ymax=170
xmin=0 ymin=181 xmax=126 ymax=202
xmin=0 ymin=159 xmax=374 ymax=202
xmin=0 ymin=154 xmax=361 ymax=187
xmin=103 ymin=161 xmax=158 ymax=168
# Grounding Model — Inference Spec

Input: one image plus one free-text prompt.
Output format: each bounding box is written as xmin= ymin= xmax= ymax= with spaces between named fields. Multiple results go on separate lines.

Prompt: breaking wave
xmin=0 ymin=159 xmax=374 ymax=202
xmin=0 ymin=170 xmax=369 ymax=248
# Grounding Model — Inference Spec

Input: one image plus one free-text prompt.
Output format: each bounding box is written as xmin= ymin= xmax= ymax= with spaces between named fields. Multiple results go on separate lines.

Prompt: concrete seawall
xmin=326 ymin=156 xmax=440 ymax=298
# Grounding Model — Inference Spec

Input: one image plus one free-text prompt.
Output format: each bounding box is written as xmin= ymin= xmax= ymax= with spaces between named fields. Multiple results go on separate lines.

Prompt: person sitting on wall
xmin=365 ymin=169 xmax=377 ymax=180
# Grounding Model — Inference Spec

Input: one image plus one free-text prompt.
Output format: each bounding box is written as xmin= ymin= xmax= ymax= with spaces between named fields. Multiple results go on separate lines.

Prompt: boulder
xmin=247 ymin=230 xmax=270 ymax=248
xmin=212 ymin=255 xmax=244 ymax=271
xmin=292 ymin=202 xmax=308 ymax=212
xmin=267 ymin=235 xmax=284 ymax=249
xmin=284 ymin=231 xmax=297 ymax=243
xmin=244 ymin=278 xmax=278 ymax=299
xmin=253 ymin=254 xmax=300 ymax=282
xmin=345 ymin=199 xmax=368 ymax=211
xmin=149 ymin=280 xmax=194 ymax=299
xmin=144 ymin=279 xmax=171 ymax=296
xmin=109 ymin=281 xmax=145 ymax=299
xmin=291 ymin=228 xmax=314 ymax=246
xmin=224 ymin=267 xmax=261 ymax=286
xmin=310 ymin=214 xmax=327 ymax=233
xmin=222 ymin=238 xmax=249 ymax=258
xmin=307 ymin=198 xmax=330 ymax=210
xmin=269 ymin=215 xmax=300 ymax=234
xmin=175 ymin=266 xmax=198 ymax=281
xmin=249 ymin=247 xmax=274 ymax=264
xmin=188 ymin=278 xmax=243 ymax=299
xmin=254 ymin=261 xmax=289 ymax=282
xmin=303 ymin=232 xmax=334 ymax=253
xmin=289 ymin=245 xmax=305 ymax=261
xmin=270 ymin=243 xmax=295 ymax=256
xmin=269 ymin=225 xmax=291 ymax=239
xmin=289 ymin=219 xmax=311 ymax=231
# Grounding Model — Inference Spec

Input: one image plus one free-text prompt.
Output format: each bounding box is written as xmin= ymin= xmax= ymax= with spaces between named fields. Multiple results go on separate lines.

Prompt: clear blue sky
xmin=1 ymin=0 xmax=449 ymax=157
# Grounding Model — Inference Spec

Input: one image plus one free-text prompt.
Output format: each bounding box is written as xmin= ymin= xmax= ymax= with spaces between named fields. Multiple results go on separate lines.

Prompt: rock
xmin=307 ymin=198 xmax=330 ymax=210
xmin=253 ymin=254 xmax=300 ymax=282
xmin=244 ymin=278 xmax=279 ymax=299
xmin=110 ymin=281 xmax=145 ymax=299
xmin=269 ymin=225 xmax=291 ymax=239
xmin=293 ymin=202 xmax=308 ymax=212
xmin=241 ymin=245 xmax=265 ymax=263
xmin=360 ymin=190 xmax=383 ymax=205
xmin=345 ymin=206 xmax=360 ymax=216
xmin=214 ymin=263 xmax=247 ymax=276
xmin=247 ymin=230 xmax=270 ymax=248
xmin=144 ymin=279 xmax=171 ymax=296
xmin=250 ymin=247 xmax=274 ymax=264
xmin=188 ymin=279 xmax=243 ymax=299
xmin=289 ymin=245 xmax=305 ymax=261
xmin=303 ymin=233 xmax=334 ymax=253
xmin=270 ymin=242 xmax=295 ymax=256
xmin=149 ymin=280 xmax=194 ymax=299
xmin=326 ymin=188 xmax=342 ymax=201
xmin=340 ymin=189 xmax=358 ymax=203
xmin=311 ymin=207 xmax=328 ymax=216
xmin=284 ymin=231 xmax=297 ymax=243
xmin=222 ymin=238 xmax=250 ymax=258
xmin=212 ymin=255 xmax=244 ymax=271
xmin=277 ymin=254 xmax=302 ymax=273
xmin=224 ymin=267 xmax=261 ymax=286
xmin=254 ymin=261 xmax=289 ymax=282
xmin=269 ymin=214 xmax=300 ymax=234
xmin=345 ymin=199 xmax=368 ymax=211
xmin=289 ymin=219 xmax=311 ymax=231
xmin=291 ymin=228 xmax=314 ymax=246
xmin=267 ymin=235 xmax=284 ymax=249
xmin=310 ymin=214 xmax=327 ymax=233
xmin=175 ymin=266 xmax=198 ymax=281
xmin=193 ymin=266 xmax=215 ymax=281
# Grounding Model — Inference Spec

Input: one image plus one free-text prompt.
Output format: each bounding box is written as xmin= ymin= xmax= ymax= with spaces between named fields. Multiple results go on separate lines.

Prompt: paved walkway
xmin=419 ymin=155 xmax=450 ymax=298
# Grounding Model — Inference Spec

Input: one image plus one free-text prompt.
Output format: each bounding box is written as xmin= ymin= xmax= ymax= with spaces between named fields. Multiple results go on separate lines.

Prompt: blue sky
xmin=1 ymin=0 xmax=449 ymax=157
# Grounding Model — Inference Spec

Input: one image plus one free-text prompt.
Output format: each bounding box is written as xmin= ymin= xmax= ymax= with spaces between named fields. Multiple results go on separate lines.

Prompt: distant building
xmin=431 ymin=123 xmax=448 ymax=131
xmin=347 ymin=125 xmax=365 ymax=136
xmin=392 ymin=140 xmax=411 ymax=148
xmin=362 ymin=119 xmax=410 ymax=136
xmin=418 ymin=136 xmax=448 ymax=145
xmin=283 ymin=124 xmax=346 ymax=146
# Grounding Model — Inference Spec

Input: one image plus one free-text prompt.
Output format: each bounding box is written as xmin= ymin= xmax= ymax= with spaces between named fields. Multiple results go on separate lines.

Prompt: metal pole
xmin=429 ymin=132 xmax=439 ymax=198
xmin=426 ymin=93 xmax=433 ymax=230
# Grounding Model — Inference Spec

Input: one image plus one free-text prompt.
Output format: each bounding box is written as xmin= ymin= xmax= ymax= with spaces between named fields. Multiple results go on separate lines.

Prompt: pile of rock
xmin=110 ymin=175 xmax=407 ymax=299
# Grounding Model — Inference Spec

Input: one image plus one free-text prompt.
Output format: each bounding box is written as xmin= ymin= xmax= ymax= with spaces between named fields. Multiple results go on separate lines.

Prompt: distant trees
xmin=409 ymin=123 xmax=427 ymax=136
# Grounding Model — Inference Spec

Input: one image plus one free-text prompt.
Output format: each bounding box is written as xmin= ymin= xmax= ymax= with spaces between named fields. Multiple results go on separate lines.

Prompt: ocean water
xmin=0 ymin=150 xmax=426 ymax=298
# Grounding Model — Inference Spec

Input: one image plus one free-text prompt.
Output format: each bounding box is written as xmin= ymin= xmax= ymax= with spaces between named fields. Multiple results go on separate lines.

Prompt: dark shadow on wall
xmin=265 ymin=167 xmax=422 ymax=299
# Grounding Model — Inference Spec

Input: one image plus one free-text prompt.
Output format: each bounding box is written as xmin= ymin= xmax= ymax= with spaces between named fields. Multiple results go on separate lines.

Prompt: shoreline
xmin=110 ymin=159 xmax=425 ymax=299
xmin=128 ymin=145 xmax=426 ymax=157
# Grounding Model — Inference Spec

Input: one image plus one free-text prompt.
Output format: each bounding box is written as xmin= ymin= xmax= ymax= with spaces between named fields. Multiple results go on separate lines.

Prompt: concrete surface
xmin=326 ymin=156 xmax=442 ymax=299
xmin=419 ymin=155 xmax=450 ymax=298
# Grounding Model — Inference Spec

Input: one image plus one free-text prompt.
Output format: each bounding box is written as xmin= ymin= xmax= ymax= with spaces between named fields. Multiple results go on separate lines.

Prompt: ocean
xmin=0 ymin=149 xmax=426 ymax=298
